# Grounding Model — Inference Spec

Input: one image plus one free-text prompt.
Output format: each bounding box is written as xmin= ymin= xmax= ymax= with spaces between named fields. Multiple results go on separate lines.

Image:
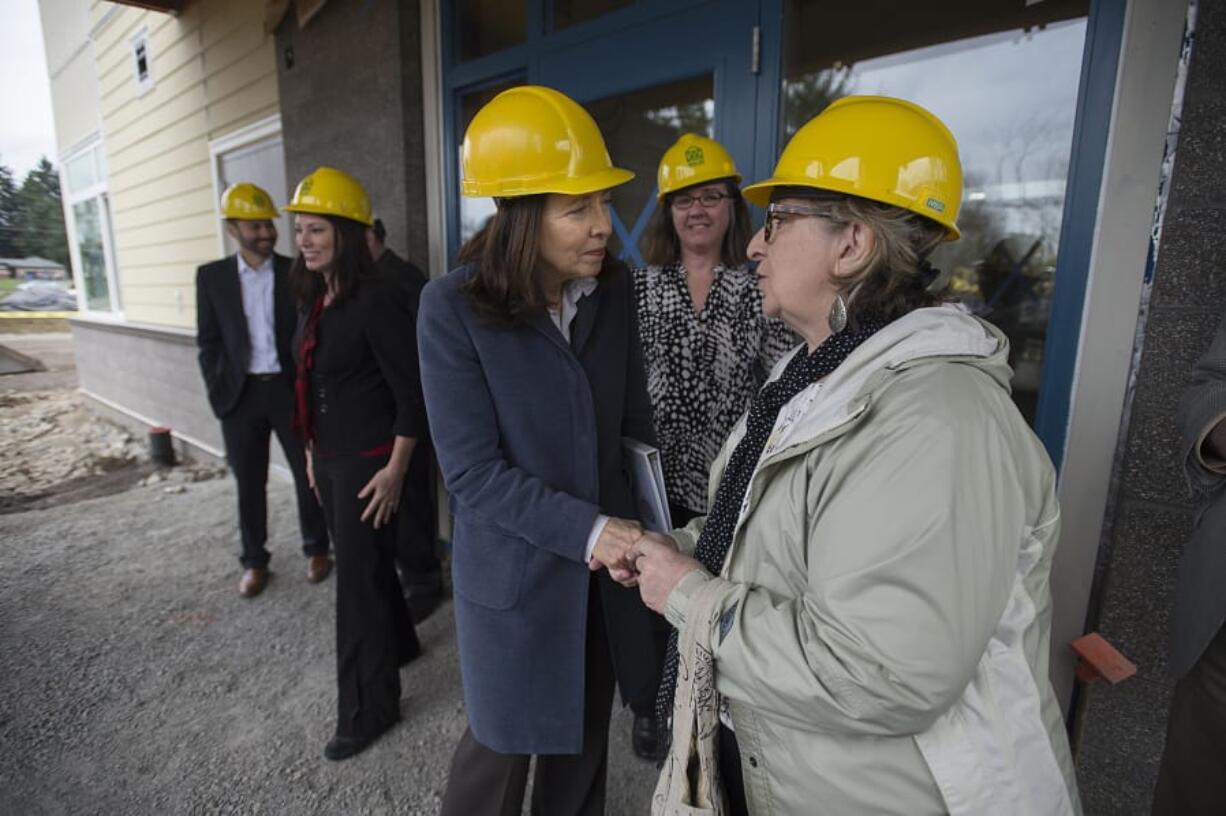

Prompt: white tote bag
xmin=651 ymin=578 xmax=730 ymax=816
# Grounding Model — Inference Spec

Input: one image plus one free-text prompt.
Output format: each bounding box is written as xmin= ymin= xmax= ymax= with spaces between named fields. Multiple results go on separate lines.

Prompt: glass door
xmin=770 ymin=0 xmax=1090 ymax=427
xmin=533 ymin=0 xmax=761 ymax=266
xmin=441 ymin=0 xmax=1113 ymax=457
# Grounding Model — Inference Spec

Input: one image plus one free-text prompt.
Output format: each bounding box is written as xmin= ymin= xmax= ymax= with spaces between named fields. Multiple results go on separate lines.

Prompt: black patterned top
xmin=633 ymin=263 xmax=798 ymax=514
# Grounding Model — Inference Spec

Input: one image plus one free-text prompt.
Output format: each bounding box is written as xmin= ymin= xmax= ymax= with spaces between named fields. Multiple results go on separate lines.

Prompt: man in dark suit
xmin=366 ymin=217 xmax=441 ymax=622
xmin=196 ymin=182 xmax=331 ymax=598
xmin=1154 ymin=309 xmax=1226 ymax=814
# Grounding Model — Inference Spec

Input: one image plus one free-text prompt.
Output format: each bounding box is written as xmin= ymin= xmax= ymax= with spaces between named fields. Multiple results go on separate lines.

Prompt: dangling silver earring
xmin=828 ymin=293 xmax=848 ymax=334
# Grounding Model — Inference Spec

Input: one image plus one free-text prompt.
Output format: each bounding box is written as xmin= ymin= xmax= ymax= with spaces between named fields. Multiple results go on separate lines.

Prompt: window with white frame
xmin=209 ymin=116 xmax=291 ymax=258
xmin=131 ymin=27 xmax=154 ymax=95
xmin=62 ymin=140 xmax=121 ymax=314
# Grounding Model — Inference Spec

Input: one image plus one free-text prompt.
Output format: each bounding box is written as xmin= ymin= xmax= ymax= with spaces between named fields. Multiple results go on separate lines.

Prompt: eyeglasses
xmin=764 ymin=202 xmax=838 ymax=244
xmin=671 ymin=191 xmax=730 ymax=210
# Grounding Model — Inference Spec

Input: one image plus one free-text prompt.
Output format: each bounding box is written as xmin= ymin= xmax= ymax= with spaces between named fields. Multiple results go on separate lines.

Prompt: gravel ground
xmin=0 ymin=334 xmax=658 ymax=815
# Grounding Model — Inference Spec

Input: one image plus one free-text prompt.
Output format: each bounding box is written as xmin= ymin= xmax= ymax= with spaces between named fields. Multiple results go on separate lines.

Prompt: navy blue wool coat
xmin=418 ymin=260 xmax=660 ymax=754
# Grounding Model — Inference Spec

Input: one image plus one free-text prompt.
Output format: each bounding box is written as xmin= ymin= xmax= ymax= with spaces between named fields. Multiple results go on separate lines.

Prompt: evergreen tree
xmin=0 ymin=159 xmax=20 ymax=258
xmin=13 ymin=157 xmax=71 ymax=270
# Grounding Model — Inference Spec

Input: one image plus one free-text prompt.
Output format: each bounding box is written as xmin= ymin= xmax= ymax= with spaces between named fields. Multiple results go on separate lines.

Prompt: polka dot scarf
xmin=654 ymin=316 xmax=888 ymax=733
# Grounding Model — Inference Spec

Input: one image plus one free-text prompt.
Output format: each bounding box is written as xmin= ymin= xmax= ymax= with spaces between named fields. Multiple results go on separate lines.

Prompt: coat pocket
xmin=452 ymin=517 xmax=529 ymax=611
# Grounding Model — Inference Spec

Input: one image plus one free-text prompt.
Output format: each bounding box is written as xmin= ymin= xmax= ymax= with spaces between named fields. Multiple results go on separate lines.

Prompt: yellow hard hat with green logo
xmin=283 ymin=167 xmax=374 ymax=227
xmin=219 ymin=182 xmax=279 ymax=220
xmin=743 ymin=95 xmax=963 ymax=240
xmin=657 ymin=133 xmax=741 ymax=201
xmin=461 ymin=85 xmax=634 ymax=198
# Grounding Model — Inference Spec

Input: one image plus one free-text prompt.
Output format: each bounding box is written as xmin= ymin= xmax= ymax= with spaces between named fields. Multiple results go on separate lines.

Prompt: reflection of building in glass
xmin=780 ymin=16 xmax=1085 ymax=423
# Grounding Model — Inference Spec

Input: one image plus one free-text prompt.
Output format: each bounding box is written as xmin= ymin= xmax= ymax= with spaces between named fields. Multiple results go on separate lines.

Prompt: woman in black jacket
xmin=284 ymin=166 xmax=427 ymax=761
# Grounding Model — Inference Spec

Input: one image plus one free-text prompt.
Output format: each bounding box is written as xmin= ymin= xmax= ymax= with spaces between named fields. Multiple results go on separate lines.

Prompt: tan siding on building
xmin=40 ymin=0 xmax=100 ymax=154
xmin=82 ymin=0 xmax=280 ymax=328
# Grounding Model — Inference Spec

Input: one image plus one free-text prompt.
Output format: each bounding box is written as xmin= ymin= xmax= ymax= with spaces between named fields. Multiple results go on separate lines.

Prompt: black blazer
xmin=195 ymin=253 xmax=297 ymax=419
xmin=297 ymin=269 xmax=427 ymax=456
xmin=374 ymin=249 xmax=428 ymax=317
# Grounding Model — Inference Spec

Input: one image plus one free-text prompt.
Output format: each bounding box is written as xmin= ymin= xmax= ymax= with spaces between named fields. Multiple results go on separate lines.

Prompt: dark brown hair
xmin=288 ymin=214 xmax=375 ymax=307
xmin=773 ymin=188 xmax=948 ymax=326
xmin=642 ymin=178 xmax=752 ymax=268
xmin=459 ymin=196 xmax=556 ymax=326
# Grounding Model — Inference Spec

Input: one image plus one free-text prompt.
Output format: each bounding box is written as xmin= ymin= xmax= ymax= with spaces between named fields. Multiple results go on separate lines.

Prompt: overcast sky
xmin=0 ymin=0 xmax=59 ymax=179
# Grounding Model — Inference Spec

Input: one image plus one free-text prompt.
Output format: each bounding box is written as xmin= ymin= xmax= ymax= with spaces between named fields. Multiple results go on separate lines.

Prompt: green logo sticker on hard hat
xmin=685 ymin=146 xmax=705 ymax=167
xmin=925 ymin=197 xmax=945 ymax=213
xmin=300 ymin=178 xmax=314 ymax=196
xmin=254 ymin=192 xmax=268 ymax=207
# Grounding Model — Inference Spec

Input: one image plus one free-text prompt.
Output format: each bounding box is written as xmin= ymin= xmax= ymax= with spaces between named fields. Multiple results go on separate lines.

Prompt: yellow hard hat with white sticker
xmin=743 ymin=96 xmax=963 ymax=239
xmin=461 ymin=85 xmax=634 ymax=198
xmin=220 ymin=182 xmax=278 ymax=220
xmin=657 ymin=133 xmax=740 ymax=200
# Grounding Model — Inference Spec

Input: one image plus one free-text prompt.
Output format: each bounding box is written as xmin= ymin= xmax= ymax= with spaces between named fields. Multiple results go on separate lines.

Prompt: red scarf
xmin=293 ymin=294 xmax=324 ymax=444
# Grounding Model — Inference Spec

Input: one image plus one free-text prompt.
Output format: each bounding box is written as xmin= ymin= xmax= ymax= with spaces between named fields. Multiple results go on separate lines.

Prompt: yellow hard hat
xmin=283 ymin=166 xmax=374 ymax=227
xmin=657 ymin=133 xmax=740 ymax=201
xmin=461 ymin=85 xmax=634 ymax=198
xmin=220 ymin=182 xmax=278 ymax=220
xmin=743 ymin=96 xmax=963 ymax=239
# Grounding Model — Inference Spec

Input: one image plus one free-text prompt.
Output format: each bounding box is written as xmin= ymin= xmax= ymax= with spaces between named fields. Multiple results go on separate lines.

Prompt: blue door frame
xmin=437 ymin=0 xmax=1127 ymax=471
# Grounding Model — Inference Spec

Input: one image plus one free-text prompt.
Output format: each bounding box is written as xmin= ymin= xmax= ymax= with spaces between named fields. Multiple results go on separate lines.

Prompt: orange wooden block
xmin=1071 ymin=632 xmax=1137 ymax=685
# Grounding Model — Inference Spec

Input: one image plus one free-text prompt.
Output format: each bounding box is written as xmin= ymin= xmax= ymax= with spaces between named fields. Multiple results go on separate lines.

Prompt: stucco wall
xmin=274 ymin=0 xmax=430 ymax=274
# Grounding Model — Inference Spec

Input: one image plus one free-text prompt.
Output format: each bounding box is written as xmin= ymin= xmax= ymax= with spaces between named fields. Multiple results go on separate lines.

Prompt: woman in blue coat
xmin=418 ymin=86 xmax=659 ymax=815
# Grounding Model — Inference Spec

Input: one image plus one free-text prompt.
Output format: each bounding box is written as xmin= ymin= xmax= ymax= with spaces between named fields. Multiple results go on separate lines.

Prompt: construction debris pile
xmin=0 ymin=389 xmax=223 ymax=512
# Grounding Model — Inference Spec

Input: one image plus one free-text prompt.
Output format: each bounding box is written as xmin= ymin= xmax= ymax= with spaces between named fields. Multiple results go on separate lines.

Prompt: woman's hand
xmin=590 ymin=517 xmax=642 ymax=581
xmin=358 ymin=464 xmax=405 ymax=529
xmin=631 ymin=532 xmax=705 ymax=614
xmin=306 ymin=446 xmax=319 ymax=503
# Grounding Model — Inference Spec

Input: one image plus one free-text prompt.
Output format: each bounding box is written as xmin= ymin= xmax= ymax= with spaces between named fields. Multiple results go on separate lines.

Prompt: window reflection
xmin=781 ymin=0 xmax=1088 ymax=424
xmin=553 ymin=0 xmax=634 ymax=30
xmin=73 ymin=198 xmax=110 ymax=311
xmin=585 ymin=76 xmax=714 ymax=264
xmin=459 ymin=0 xmax=527 ymax=61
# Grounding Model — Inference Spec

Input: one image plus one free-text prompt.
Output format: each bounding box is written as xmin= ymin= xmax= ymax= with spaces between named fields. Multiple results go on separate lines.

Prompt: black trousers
xmin=218 ymin=376 xmax=328 ymax=569
xmin=1153 ymin=623 xmax=1226 ymax=815
xmin=393 ymin=437 xmax=440 ymax=583
xmin=718 ymin=725 xmax=751 ymax=816
xmin=440 ymin=575 xmax=616 ymax=816
xmin=314 ymin=451 xmax=420 ymax=739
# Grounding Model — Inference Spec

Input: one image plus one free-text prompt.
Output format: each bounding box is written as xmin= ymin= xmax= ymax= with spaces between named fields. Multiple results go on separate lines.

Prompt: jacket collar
xmin=528 ymin=277 xmax=601 ymax=355
xmin=741 ymin=305 xmax=1007 ymax=458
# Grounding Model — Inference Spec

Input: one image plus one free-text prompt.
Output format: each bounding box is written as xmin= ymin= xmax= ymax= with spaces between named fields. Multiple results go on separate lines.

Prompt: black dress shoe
xmin=323 ymin=718 xmax=399 ymax=761
xmin=632 ymin=714 xmax=667 ymax=761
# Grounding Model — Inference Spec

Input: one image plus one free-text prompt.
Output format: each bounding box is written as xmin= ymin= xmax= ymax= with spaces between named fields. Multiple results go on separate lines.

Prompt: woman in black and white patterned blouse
xmin=634 ymin=134 xmax=797 ymax=528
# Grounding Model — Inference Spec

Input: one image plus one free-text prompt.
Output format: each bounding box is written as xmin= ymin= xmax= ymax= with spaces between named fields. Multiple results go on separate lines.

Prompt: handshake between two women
xmin=588 ymin=517 xmax=707 ymax=615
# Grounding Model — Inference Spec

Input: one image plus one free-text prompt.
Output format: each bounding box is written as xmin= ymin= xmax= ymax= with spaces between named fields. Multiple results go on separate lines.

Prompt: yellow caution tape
xmin=0 ymin=311 xmax=75 ymax=318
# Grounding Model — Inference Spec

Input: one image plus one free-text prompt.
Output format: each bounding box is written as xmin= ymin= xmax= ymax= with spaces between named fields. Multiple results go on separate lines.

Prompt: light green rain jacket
xmin=663 ymin=304 xmax=1082 ymax=815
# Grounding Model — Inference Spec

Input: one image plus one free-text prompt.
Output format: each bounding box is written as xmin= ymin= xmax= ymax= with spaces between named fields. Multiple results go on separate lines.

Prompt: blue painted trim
xmin=610 ymin=208 xmax=641 ymax=267
xmin=612 ymin=192 xmax=659 ymax=267
xmin=1033 ymin=0 xmax=1127 ymax=472
xmin=753 ymin=0 xmax=784 ymax=196
xmin=441 ymin=0 xmax=759 ymax=265
xmin=627 ymin=194 xmax=658 ymax=251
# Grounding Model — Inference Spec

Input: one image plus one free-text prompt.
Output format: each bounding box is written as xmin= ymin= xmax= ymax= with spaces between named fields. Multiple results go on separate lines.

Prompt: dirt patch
xmin=0 ymin=389 xmax=225 ymax=515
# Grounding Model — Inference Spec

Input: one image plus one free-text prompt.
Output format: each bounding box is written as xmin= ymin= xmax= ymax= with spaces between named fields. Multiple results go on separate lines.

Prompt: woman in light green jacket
xmin=630 ymin=96 xmax=1082 ymax=815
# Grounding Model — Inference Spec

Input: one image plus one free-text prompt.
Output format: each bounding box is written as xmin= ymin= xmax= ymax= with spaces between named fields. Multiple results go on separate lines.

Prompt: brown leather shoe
xmin=306 ymin=555 xmax=333 ymax=584
xmin=238 ymin=567 xmax=268 ymax=598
